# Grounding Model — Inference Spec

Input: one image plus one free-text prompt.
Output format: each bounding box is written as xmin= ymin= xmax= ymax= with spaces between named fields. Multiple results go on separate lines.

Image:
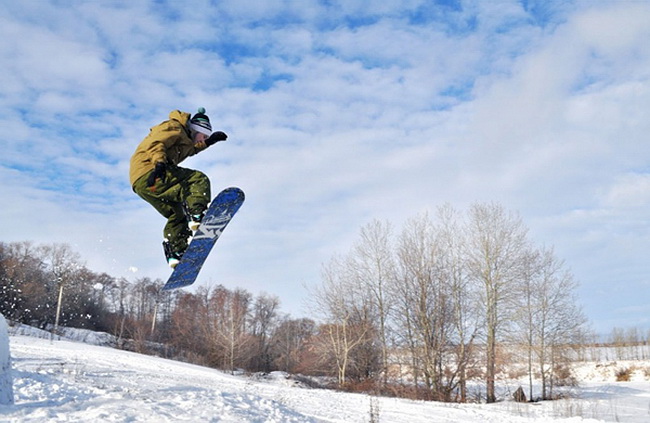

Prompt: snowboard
xmin=162 ymin=187 xmax=245 ymax=291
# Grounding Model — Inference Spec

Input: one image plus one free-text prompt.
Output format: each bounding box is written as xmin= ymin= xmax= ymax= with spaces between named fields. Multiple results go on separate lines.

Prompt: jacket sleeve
xmin=147 ymin=122 xmax=184 ymax=164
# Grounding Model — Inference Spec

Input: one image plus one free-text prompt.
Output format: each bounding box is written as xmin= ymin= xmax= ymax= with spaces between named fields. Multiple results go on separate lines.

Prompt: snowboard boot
xmin=163 ymin=240 xmax=183 ymax=269
xmin=183 ymin=203 xmax=206 ymax=233
xmin=187 ymin=210 xmax=205 ymax=234
xmin=188 ymin=211 xmax=205 ymax=232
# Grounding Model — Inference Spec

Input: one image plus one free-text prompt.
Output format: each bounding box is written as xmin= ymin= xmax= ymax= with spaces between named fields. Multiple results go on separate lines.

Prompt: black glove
xmin=147 ymin=162 xmax=167 ymax=187
xmin=206 ymin=131 xmax=228 ymax=146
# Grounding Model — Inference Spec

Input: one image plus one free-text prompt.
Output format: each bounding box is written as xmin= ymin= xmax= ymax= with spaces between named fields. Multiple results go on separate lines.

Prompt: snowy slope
xmin=1 ymin=334 xmax=648 ymax=422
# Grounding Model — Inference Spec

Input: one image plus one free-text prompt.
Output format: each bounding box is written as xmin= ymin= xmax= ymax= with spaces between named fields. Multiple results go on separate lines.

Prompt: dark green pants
xmin=133 ymin=165 xmax=211 ymax=254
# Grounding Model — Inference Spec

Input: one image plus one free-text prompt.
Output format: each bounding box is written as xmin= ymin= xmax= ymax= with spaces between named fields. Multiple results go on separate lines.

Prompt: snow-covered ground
xmin=1 ymin=330 xmax=649 ymax=422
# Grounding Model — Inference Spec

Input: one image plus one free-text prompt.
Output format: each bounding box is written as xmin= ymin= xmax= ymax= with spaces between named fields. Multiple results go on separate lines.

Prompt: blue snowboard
xmin=162 ymin=187 xmax=245 ymax=291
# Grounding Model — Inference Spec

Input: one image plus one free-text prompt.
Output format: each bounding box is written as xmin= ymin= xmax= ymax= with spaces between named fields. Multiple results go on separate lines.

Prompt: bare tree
xmin=169 ymin=290 xmax=209 ymax=361
xmin=513 ymin=247 xmax=544 ymax=401
xmin=108 ymin=277 xmax=132 ymax=346
xmin=271 ymin=317 xmax=316 ymax=373
xmin=312 ymin=255 xmax=374 ymax=385
xmin=89 ymin=272 xmax=116 ymax=332
xmin=395 ymin=213 xmax=442 ymax=395
xmin=349 ymin=219 xmax=395 ymax=384
xmin=533 ymin=247 xmax=586 ymax=399
xmin=249 ymin=293 xmax=280 ymax=372
xmin=436 ymin=205 xmax=481 ymax=402
xmin=389 ymin=210 xmax=483 ymax=401
xmin=0 ymin=242 xmax=48 ymax=325
xmin=39 ymin=243 xmax=85 ymax=336
xmin=206 ymin=286 xmax=252 ymax=372
xmin=465 ymin=203 xmax=529 ymax=403
xmin=125 ymin=278 xmax=152 ymax=324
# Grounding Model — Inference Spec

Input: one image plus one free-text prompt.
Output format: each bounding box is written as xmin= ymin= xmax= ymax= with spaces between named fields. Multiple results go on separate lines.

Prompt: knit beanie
xmin=189 ymin=107 xmax=212 ymax=136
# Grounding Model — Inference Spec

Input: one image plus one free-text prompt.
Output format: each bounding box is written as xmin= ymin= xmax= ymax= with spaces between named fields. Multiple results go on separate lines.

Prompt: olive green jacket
xmin=129 ymin=110 xmax=209 ymax=186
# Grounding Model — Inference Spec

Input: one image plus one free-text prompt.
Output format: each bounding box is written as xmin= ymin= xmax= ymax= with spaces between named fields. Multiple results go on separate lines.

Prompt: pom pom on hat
xmin=189 ymin=107 xmax=212 ymax=136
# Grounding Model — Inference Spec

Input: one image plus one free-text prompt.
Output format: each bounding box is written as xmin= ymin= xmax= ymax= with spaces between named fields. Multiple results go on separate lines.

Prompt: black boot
xmin=162 ymin=241 xmax=183 ymax=268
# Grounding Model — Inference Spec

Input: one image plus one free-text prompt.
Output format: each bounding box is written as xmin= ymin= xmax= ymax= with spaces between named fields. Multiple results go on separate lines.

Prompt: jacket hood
xmin=169 ymin=110 xmax=191 ymax=127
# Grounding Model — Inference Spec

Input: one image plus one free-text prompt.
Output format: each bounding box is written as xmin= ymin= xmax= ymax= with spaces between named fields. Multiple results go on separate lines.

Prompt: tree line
xmin=310 ymin=203 xmax=587 ymax=402
xmin=0 ymin=241 xmax=316 ymax=375
xmin=1 ymin=202 xmax=588 ymax=403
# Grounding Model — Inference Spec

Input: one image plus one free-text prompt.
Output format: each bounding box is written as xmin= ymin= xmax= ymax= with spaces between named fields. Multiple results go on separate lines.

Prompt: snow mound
xmin=0 ymin=315 xmax=13 ymax=405
xmin=251 ymin=371 xmax=322 ymax=389
xmin=7 ymin=323 xmax=116 ymax=347
xmin=54 ymin=327 xmax=116 ymax=347
xmin=573 ymin=360 xmax=650 ymax=383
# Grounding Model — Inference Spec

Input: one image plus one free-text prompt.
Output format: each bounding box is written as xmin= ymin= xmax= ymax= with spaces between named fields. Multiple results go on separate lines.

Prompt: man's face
xmin=193 ymin=131 xmax=208 ymax=148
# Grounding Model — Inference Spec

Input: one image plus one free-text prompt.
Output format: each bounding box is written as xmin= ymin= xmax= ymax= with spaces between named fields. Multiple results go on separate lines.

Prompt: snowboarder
xmin=129 ymin=108 xmax=228 ymax=268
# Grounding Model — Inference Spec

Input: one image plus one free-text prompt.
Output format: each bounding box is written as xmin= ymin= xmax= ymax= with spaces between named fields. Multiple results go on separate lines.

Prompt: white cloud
xmin=602 ymin=174 xmax=650 ymax=209
xmin=1 ymin=0 xmax=650 ymax=331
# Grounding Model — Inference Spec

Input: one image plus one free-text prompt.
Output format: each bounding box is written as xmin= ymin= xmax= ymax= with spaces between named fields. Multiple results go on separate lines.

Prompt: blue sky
xmin=1 ymin=0 xmax=650 ymax=335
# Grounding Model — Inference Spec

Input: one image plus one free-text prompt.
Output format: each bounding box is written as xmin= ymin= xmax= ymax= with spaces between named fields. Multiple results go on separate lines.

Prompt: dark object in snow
xmin=513 ymin=386 xmax=527 ymax=403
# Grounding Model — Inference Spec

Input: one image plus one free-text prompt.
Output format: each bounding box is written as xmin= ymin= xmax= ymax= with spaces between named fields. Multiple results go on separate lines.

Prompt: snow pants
xmin=133 ymin=165 xmax=211 ymax=255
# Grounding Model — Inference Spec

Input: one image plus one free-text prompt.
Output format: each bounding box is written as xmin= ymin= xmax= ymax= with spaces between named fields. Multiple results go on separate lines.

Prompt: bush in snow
xmin=615 ymin=367 xmax=632 ymax=382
